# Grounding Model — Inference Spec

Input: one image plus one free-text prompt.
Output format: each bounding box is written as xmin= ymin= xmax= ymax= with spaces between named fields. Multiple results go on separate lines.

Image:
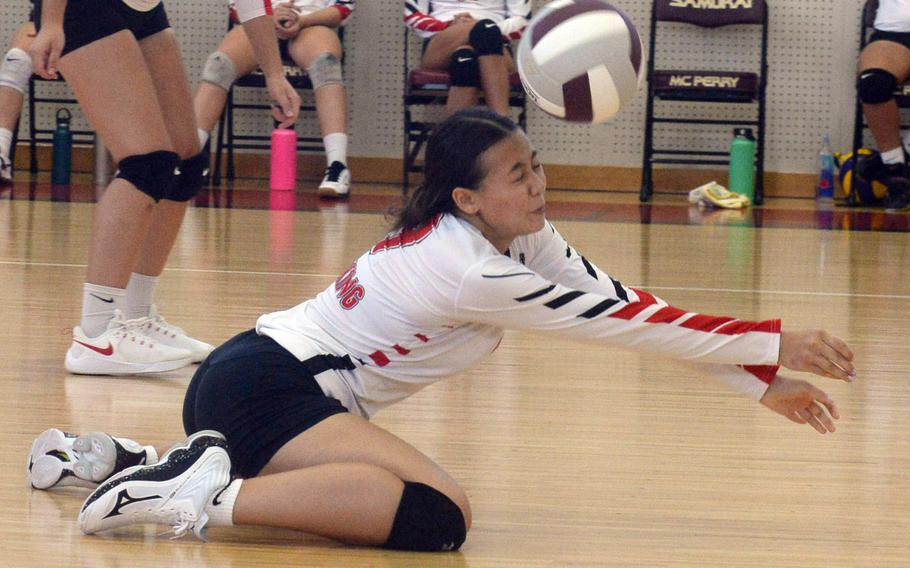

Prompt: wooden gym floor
xmin=2 ymin=177 xmax=909 ymax=567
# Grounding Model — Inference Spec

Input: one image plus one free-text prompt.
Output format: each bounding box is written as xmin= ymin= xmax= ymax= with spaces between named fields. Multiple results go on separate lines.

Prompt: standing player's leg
xmin=468 ymin=20 xmax=510 ymax=116
xmin=0 ymin=22 xmax=36 ymax=184
xmin=422 ymin=23 xmax=480 ymax=115
xmin=56 ymin=30 xmax=192 ymax=374
xmin=126 ymin=27 xmax=214 ymax=362
xmin=193 ymin=26 xmax=258 ymax=150
xmin=858 ymin=38 xmax=910 ymax=208
xmin=288 ymin=25 xmax=351 ymax=198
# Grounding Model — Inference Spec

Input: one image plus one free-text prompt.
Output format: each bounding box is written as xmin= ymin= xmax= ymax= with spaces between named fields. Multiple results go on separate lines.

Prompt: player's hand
xmin=266 ymin=75 xmax=300 ymax=128
xmin=30 ymin=25 xmax=65 ymax=79
xmin=451 ymin=13 xmax=476 ymax=26
xmin=760 ymin=375 xmax=840 ymax=434
xmin=274 ymin=5 xmax=303 ymax=39
xmin=778 ymin=329 xmax=855 ymax=382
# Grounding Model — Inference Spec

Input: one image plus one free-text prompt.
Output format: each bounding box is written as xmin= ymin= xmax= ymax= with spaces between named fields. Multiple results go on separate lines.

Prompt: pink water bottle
xmin=270 ymin=128 xmax=297 ymax=191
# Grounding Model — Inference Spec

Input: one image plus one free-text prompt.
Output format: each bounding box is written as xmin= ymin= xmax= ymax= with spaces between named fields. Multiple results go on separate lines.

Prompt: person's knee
xmin=306 ymin=52 xmax=343 ymax=90
xmin=469 ymin=19 xmax=503 ymax=57
xmin=859 ymin=68 xmax=898 ymax=105
xmin=449 ymin=48 xmax=479 ymax=88
xmin=0 ymin=48 xmax=32 ymax=95
xmin=383 ymin=481 xmax=470 ymax=552
xmin=201 ymin=51 xmax=238 ymax=92
xmin=115 ymin=150 xmax=180 ymax=202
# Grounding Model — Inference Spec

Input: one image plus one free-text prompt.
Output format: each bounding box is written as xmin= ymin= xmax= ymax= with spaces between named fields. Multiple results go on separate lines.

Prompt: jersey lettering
xmin=334 ymin=262 xmax=365 ymax=310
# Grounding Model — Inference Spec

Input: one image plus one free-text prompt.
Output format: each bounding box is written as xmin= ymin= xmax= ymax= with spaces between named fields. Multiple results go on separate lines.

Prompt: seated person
xmin=404 ymin=0 xmax=529 ymax=116
xmin=0 ymin=14 xmax=37 ymax=185
xmin=194 ymin=0 xmax=355 ymax=198
xmin=856 ymin=0 xmax=910 ymax=210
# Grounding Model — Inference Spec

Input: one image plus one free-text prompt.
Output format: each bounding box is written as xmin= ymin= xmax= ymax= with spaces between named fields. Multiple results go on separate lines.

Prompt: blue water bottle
xmin=817 ymin=134 xmax=835 ymax=201
xmin=51 ymin=108 xmax=73 ymax=185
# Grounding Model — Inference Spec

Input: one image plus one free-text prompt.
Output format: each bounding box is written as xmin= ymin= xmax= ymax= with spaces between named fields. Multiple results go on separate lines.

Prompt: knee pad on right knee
xmin=307 ymin=52 xmax=343 ymax=90
xmin=0 ymin=48 xmax=32 ymax=95
xmin=201 ymin=51 xmax=238 ymax=92
xmin=168 ymin=151 xmax=208 ymax=202
xmin=469 ymin=19 xmax=504 ymax=57
xmin=449 ymin=48 xmax=479 ymax=88
xmin=859 ymin=68 xmax=898 ymax=104
xmin=383 ymin=482 xmax=467 ymax=552
xmin=115 ymin=151 xmax=180 ymax=202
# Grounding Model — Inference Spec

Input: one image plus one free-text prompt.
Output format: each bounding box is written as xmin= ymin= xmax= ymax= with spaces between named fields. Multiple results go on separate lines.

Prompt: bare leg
xmin=477 ymin=50 xmax=513 ymax=116
xmin=232 ymin=413 xmax=472 ymax=545
xmin=0 ymin=23 xmax=34 ymax=133
xmin=287 ymin=26 xmax=346 ymax=136
xmin=193 ymin=27 xmax=258 ymax=136
xmin=133 ymin=28 xmax=198 ymax=278
xmin=57 ymin=31 xmax=173 ymax=287
xmin=859 ymin=40 xmax=910 ymax=153
xmin=422 ymin=23 xmax=482 ymax=115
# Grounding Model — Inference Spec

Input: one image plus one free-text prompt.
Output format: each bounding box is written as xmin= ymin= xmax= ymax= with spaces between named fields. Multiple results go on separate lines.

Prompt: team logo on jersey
xmin=335 ymin=261 xmax=365 ymax=310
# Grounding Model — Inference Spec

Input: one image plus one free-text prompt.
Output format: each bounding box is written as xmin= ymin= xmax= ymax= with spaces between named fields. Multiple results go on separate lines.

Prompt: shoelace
xmin=140 ymin=314 xmax=184 ymax=339
xmin=324 ymin=162 xmax=346 ymax=182
xmin=109 ymin=317 xmax=161 ymax=348
xmin=155 ymin=509 xmax=198 ymax=540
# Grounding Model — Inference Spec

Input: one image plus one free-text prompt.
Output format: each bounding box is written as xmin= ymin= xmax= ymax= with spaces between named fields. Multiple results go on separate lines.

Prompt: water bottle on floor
xmin=817 ymin=134 xmax=835 ymax=201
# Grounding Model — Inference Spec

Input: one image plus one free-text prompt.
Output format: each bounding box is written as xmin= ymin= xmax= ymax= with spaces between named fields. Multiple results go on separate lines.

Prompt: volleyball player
xmin=856 ymin=0 xmax=910 ymax=211
xmin=28 ymin=108 xmax=854 ymax=551
xmin=29 ymin=0 xmax=301 ymax=374
xmin=404 ymin=0 xmax=530 ymax=115
xmin=0 ymin=15 xmax=36 ymax=185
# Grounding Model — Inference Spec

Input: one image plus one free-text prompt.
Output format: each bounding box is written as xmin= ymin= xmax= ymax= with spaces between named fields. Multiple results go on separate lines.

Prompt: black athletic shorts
xmin=870 ymin=29 xmax=910 ymax=52
xmin=183 ymin=329 xmax=350 ymax=479
xmin=34 ymin=0 xmax=170 ymax=57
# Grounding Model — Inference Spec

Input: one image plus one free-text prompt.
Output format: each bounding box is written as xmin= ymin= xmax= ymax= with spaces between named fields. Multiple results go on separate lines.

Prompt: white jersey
xmin=257 ymin=214 xmax=781 ymax=419
xmin=875 ymin=0 xmax=910 ymax=32
xmin=404 ymin=0 xmax=530 ymax=40
xmin=231 ymin=0 xmax=354 ymax=23
xmin=233 ymin=0 xmax=275 ymax=22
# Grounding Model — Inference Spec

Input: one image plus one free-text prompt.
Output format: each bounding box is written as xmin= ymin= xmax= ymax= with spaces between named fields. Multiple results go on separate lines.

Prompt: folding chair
xmin=851 ymin=0 xmax=910 ymax=159
xmin=212 ymin=21 xmax=345 ymax=185
xmin=402 ymin=28 xmax=527 ymax=193
xmin=640 ymin=0 xmax=769 ymax=204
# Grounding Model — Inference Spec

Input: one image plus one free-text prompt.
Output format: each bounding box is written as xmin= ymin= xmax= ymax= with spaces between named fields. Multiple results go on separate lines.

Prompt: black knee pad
xmin=469 ymin=19 xmax=504 ymax=56
xmin=449 ymin=48 xmax=479 ymax=88
xmin=859 ymin=68 xmax=898 ymax=104
xmin=168 ymin=151 xmax=208 ymax=201
xmin=116 ymin=150 xmax=180 ymax=202
xmin=383 ymin=482 xmax=467 ymax=552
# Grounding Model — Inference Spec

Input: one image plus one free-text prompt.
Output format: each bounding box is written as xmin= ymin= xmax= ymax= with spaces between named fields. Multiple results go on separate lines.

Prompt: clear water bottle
xmin=817 ymin=134 xmax=835 ymax=201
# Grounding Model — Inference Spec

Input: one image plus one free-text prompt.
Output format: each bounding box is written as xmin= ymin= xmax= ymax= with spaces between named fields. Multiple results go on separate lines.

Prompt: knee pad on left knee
xmin=0 ymin=48 xmax=32 ymax=94
xmin=859 ymin=68 xmax=898 ymax=105
xmin=383 ymin=482 xmax=467 ymax=552
xmin=201 ymin=51 xmax=238 ymax=92
xmin=469 ymin=19 xmax=504 ymax=57
xmin=307 ymin=52 xmax=343 ymax=90
xmin=115 ymin=151 xmax=180 ymax=202
xmin=168 ymin=151 xmax=208 ymax=201
xmin=449 ymin=48 xmax=479 ymax=88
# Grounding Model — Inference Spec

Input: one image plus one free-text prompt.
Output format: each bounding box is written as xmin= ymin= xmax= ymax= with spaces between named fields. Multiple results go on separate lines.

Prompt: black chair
xmin=212 ymin=22 xmax=345 ymax=185
xmin=851 ymin=0 xmax=910 ymax=160
xmin=27 ymin=75 xmax=94 ymax=174
xmin=402 ymin=29 xmax=527 ymax=193
xmin=640 ymin=0 xmax=769 ymax=204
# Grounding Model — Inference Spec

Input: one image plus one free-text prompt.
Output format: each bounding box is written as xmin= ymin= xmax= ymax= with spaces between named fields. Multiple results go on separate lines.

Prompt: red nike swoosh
xmin=74 ymin=340 xmax=114 ymax=356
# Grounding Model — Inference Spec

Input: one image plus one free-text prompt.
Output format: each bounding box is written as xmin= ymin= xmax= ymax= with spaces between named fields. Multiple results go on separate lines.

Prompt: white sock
xmin=197 ymin=128 xmax=210 ymax=149
xmin=0 ymin=127 xmax=12 ymax=158
xmin=902 ymin=130 xmax=910 ymax=156
xmin=323 ymin=132 xmax=347 ymax=166
xmin=204 ymin=478 xmax=242 ymax=528
xmin=124 ymin=272 xmax=158 ymax=319
xmin=81 ymin=283 xmax=127 ymax=337
xmin=882 ymin=146 xmax=906 ymax=165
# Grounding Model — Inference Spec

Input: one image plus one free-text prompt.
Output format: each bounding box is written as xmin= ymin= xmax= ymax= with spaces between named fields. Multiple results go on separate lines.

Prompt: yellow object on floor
xmin=687 ymin=181 xmax=752 ymax=209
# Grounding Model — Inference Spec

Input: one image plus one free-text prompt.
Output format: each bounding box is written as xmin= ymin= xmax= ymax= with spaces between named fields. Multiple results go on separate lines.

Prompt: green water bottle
xmin=729 ymin=128 xmax=755 ymax=201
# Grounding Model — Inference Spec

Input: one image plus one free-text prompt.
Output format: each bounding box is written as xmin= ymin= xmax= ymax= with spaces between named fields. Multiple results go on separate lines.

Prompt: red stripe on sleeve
xmin=393 ymin=344 xmax=410 ymax=355
xmin=714 ymin=319 xmax=781 ymax=336
xmin=369 ymin=351 xmax=390 ymax=366
xmin=679 ymin=314 xmax=737 ymax=332
xmin=608 ymin=288 xmax=658 ymax=320
xmin=740 ymin=364 xmax=779 ymax=384
xmin=414 ymin=333 xmax=429 ymax=342
xmin=263 ymin=0 xmax=273 ymax=15
xmin=332 ymin=5 xmax=352 ymax=20
xmin=644 ymin=306 xmax=687 ymax=324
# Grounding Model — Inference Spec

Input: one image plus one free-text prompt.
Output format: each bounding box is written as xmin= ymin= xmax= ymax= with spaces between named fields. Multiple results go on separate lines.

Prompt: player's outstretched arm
xmin=778 ymin=329 xmax=855 ymax=382
xmin=760 ymin=375 xmax=840 ymax=434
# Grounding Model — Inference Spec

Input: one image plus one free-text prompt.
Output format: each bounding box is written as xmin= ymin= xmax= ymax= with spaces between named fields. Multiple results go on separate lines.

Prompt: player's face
xmin=468 ymin=131 xmax=547 ymax=251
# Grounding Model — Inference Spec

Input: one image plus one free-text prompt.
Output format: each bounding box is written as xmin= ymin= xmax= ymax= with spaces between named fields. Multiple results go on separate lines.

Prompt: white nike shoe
xmin=27 ymin=428 xmax=158 ymax=490
xmin=133 ymin=305 xmax=214 ymax=363
xmin=65 ymin=310 xmax=194 ymax=375
xmin=317 ymin=161 xmax=351 ymax=198
xmin=0 ymin=154 xmax=12 ymax=186
xmin=79 ymin=431 xmax=230 ymax=540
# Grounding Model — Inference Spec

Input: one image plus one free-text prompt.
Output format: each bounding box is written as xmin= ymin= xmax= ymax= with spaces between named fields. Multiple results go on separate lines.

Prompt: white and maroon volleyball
xmin=517 ymin=0 xmax=644 ymax=123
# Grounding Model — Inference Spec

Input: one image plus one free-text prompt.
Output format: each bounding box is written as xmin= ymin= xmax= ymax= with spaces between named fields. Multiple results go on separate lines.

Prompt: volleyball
xmin=516 ymin=0 xmax=644 ymax=123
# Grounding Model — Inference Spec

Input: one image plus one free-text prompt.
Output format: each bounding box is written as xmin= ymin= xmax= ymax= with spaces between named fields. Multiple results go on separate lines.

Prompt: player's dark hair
xmin=393 ymin=107 xmax=518 ymax=232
